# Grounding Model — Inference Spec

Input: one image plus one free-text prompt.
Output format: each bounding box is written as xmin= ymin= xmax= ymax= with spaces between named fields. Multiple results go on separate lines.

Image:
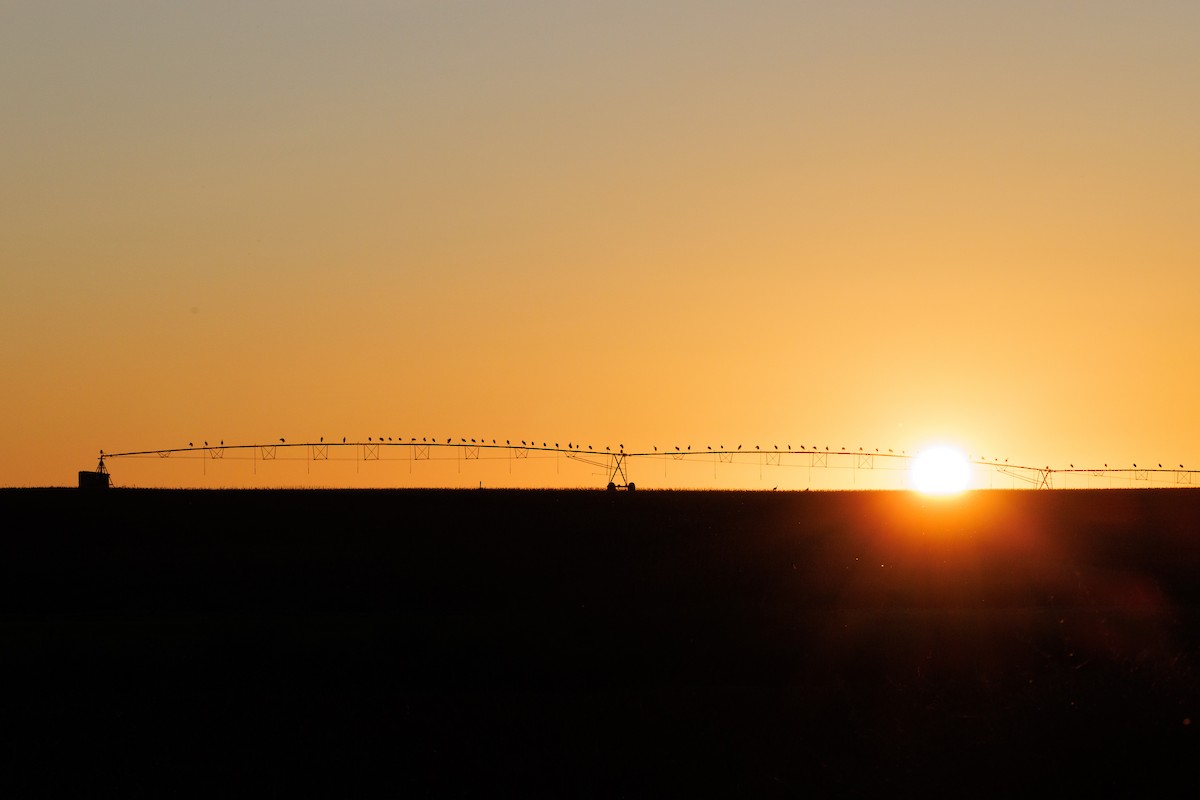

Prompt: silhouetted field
xmin=3 ymin=488 xmax=1199 ymax=796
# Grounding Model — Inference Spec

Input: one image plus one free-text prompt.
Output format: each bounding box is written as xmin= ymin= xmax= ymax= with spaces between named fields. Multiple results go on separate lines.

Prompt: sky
xmin=3 ymin=1 xmax=1199 ymax=489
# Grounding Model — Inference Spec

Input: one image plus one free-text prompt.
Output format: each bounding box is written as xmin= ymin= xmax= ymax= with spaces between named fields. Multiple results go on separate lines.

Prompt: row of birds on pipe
xmin=182 ymin=438 xmax=911 ymax=455
xmin=178 ymin=440 xmax=1188 ymax=470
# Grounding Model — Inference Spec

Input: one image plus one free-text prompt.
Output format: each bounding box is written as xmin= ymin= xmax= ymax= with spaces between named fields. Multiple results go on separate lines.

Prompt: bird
xmin=319 ymin=437 xmax=323 ymax=443
xmin=737 ymin=445 xmax=742 ymax=450
xmin=787 ymin=445 xmax=791 ymax=451
xmin=368 ymin=437 xmax=372 ymax=442
xmin=707 ymin=446 xmax=712 ymax=451
xmin=521 ymin=441 xmax=526 ymax=446
xmin=343 ymin=437 xmax=346 ymax=443
xmin=675 ymin=446 xmax=680 ymax=451
xmin=280 ymin=438 xmax=285 ymax=444
xmin=687 ymin=445 xmax=691 ymax=451
xmin=189 ymin=442 xmax=193 ymax=447
xmin=204 ymin=441 xmax=208 ymax=447
xmin=756 ymin=445 xmax=760 ymax=450
xmin=774 ymin=445 xmax=779 ymax=450
xmin=1159 ymin=463 xmax=1162 ymax=468
xmin=220 ymin=440 xmax=224 ymax=446
xmin=507 ymin=440 xmax=510 ymax=445
xmin=800 ymin=445 xmax=805 ymax=450
xmin=653 ymin=446 xmax=657 ymax=452
xmin=588 ymin=445 xmax=593 ymax=450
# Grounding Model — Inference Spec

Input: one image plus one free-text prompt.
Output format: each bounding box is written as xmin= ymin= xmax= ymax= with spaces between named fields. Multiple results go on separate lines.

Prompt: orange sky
xmin=3 ymin=2 xmax=1199 ymax=489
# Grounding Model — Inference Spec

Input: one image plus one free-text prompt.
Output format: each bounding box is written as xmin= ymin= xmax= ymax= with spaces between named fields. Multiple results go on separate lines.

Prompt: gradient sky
xmin=4 ymin=1 xmax=1199 ymax=489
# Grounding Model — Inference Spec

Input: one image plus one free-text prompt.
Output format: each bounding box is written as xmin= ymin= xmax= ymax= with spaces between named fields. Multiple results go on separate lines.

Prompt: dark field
xmin=3 ymin=488 xmax=1199 ymax=796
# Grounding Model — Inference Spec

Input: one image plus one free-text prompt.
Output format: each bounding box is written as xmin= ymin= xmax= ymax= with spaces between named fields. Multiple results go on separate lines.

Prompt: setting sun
xmin=911 ymin=445 xmax=971 ymax=495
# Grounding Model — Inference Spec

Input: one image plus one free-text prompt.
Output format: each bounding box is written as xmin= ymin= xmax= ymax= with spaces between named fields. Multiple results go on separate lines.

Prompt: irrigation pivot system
xmin=81 ymin=439 xmax=1200 ymax=490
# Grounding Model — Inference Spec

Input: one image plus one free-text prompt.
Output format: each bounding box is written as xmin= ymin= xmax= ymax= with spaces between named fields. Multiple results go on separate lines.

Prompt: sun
xmin=911 ymin=445 xmax=971 ymax=495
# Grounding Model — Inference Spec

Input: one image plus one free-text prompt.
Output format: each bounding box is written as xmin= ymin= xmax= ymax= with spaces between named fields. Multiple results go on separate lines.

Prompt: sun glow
xmin=911 ymin=445 xmax=971 ymax=495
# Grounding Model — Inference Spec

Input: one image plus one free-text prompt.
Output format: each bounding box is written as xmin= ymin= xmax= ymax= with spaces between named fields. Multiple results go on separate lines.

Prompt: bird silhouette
xmin=738 ymin=445 xmax=742 ymax=450
xmin=653 ymin=446 xmax=657 ymax=452
xmin=319 ymin=437 xmax=323 ymax=443
xmin=1159 ymin=463 xmax=1162 ymax=468
xmin=189 ymin=442 xmax=193 ymax=447
xmin=343 ymin=437 xmax=346 ymax=443
xmin=687 ymin=445 xmax=691 ymax=451
xmin=707 ymin=446 xmax=712 ymax=450
xmin=220 ymin=440 xmax=223 ymax=446
xmin=280 ymin=438 xmax=285 ymax=443
xmin=675 ymin=446 xmax=680 ymax=451
xmin=755 ymin=445 xmax=760 ymax=450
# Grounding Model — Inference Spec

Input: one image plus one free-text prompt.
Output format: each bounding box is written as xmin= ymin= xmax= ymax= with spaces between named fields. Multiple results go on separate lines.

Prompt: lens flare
xmin=911 ymin=445 xmax=971 ymax=495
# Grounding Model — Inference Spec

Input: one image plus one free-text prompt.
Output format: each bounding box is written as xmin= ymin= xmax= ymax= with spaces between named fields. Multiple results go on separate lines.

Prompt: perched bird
xmin=204 ymin=441 xmax=208 ymax=447
xmin=189 ymin=442 xmax=193 ymax=447
xmin=280 ymin=438 xmax=285 ymax=444
xmin=738 ymin=445 xmax=742 ymax=450
xmin=319 ymin=437 xmax=323 ymax=443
